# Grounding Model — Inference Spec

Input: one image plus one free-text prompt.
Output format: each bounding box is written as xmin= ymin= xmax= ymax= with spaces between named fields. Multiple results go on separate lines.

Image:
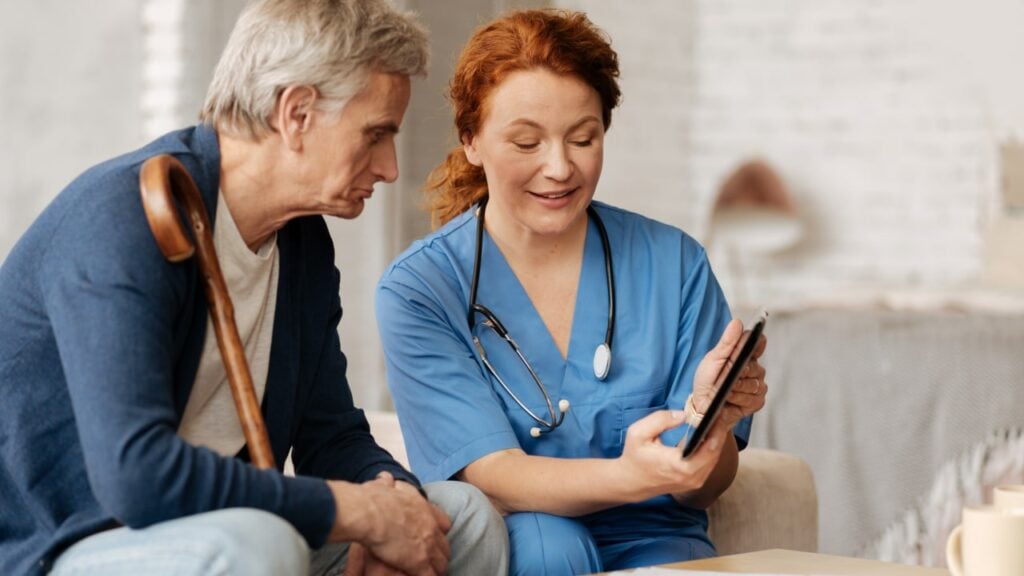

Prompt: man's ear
xmin=271 ymin=85 xmax=318 ymax=151
xmin=462 ymin=132 xmax=483 ymax=167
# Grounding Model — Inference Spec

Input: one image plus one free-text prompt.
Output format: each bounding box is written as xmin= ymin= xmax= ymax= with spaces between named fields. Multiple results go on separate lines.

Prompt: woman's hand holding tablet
xmin=682 ymin=310 xmax=769 ymax=458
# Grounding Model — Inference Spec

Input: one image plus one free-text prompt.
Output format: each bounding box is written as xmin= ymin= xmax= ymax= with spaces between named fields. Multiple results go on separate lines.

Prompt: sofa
xmin=752 ymin=307 xmax=1024 ymax=564
xmin=363 ymin=410 xmax=818 ymax=555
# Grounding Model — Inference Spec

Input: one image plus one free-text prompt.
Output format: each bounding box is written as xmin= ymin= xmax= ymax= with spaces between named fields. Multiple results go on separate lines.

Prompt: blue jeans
xmin=51 ymin=481 xmax=508 ymax=576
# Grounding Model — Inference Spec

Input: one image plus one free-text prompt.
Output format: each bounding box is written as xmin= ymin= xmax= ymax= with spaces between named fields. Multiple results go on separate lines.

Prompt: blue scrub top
xmin=376 ymin=201 xmax=751 ymax=536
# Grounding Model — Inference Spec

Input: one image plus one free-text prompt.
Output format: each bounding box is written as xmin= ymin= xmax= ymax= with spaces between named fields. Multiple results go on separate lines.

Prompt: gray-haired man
xmin=0 ymin=1 xmax=508 ymax=574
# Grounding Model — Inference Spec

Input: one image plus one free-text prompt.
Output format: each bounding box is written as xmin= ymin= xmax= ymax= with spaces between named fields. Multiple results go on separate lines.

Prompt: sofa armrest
xmin=366 ymin=410 xmax=409 ymax=467
xmin=708 ymin=448 xmax=818 ymax=554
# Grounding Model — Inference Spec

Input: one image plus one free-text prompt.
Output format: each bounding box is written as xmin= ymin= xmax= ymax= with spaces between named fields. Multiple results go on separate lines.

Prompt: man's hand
xmin=327 ymin=473 xmax=451 ymax=576
xmin=343 ymin=542 xmax=408 ymax=576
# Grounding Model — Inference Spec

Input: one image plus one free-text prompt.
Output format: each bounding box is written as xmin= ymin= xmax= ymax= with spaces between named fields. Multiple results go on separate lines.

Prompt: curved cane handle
xmin=139 ymin=155 xmax=276 ymax=470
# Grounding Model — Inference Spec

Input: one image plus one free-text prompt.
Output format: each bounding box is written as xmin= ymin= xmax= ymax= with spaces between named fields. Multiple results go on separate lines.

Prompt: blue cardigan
xmin=0 ymin=125 xmax=418 ymax=575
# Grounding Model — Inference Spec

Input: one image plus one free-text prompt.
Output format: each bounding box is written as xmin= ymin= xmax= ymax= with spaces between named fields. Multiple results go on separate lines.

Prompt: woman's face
xmin=463 ymin=68 xmax=605 ymax=240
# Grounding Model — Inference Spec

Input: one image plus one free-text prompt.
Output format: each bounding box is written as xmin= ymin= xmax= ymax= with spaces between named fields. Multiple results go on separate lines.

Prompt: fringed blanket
xmin=862 ymin=427 xmax=1024 ymax=567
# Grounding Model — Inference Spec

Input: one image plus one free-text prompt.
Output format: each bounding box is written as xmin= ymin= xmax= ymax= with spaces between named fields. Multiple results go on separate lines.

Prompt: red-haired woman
xmin=377 ymin=10 xmax=768 ymax=574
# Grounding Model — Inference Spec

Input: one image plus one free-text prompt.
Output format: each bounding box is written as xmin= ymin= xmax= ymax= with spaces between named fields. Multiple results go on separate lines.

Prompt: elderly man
xmin=0 ymin=1 xmax=508 ymax=575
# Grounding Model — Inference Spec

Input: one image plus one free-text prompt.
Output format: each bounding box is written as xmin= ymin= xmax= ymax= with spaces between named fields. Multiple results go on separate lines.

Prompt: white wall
xmin=560 ymin=0 xmax=1024 ymax=309
xmin=4 ymin=1 xmax=1023 ymax=411
xmin=0 ymin=1 xmax=143 ymax=255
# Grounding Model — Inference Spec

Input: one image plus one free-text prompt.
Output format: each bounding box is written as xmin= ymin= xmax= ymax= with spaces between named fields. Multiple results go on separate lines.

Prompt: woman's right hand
xmin=616 ymin=408 xmax=733 ymax=500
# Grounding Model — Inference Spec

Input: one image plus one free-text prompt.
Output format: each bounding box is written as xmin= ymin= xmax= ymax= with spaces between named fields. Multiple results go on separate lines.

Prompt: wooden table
xmin=659 ymin=549 xmax=950 ymax=574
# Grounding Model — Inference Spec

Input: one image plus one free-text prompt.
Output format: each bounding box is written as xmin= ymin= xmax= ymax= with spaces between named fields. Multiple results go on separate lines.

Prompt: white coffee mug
xmin=993 ymin=484 xmax=1024 ymax=510
xmin=946 ymin=505 xmax=1024 ymax=576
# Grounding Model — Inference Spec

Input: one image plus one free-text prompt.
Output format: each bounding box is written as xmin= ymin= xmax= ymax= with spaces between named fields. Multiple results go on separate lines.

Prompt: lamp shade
xmin=710 ymin=160 xmax=802 ymax=253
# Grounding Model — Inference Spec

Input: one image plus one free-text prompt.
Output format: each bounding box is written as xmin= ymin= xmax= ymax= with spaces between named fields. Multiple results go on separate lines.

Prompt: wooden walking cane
xmin=139 ymin=154 xmax=276 ymax=469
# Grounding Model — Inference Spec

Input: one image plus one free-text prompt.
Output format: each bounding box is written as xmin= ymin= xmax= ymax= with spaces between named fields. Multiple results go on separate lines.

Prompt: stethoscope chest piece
xmin=593 ymin=343 xmax=611 ymax=380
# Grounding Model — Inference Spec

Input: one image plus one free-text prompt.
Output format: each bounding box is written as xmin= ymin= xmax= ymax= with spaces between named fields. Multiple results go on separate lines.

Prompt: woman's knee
xmin=505 ymin=512 xmax=601 ymax=576
xmin=601 ymin=536 xmax=715 ymax=570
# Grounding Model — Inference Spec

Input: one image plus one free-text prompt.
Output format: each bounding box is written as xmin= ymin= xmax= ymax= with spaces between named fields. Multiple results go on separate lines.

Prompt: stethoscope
xmin=467 ymin=197 xmax=616 ymax=437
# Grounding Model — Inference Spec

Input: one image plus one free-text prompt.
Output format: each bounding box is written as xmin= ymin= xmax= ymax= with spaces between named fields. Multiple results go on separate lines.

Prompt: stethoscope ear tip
xmin=530 ymin=427 xmax=541 ymax=438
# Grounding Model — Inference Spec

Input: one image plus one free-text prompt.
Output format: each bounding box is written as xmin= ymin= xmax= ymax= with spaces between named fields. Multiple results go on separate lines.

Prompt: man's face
xmin=300 ymin=72 xmax=412 ymax=220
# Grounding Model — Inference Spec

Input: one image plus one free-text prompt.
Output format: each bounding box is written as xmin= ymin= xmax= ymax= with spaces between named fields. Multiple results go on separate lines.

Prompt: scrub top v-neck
xmin=376 ymin=201 xmax=751 ymax=486
xmin=469 ymin=208 xmax=610 ymax=449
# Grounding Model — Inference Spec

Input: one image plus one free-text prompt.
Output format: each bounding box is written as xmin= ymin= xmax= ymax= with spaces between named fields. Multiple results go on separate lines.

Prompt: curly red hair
xmin=425 ymin=9 xmax=621 ymax=227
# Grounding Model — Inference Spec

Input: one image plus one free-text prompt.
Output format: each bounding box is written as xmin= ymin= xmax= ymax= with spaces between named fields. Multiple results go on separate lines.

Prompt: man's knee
xmin=423 ymin=481 xmax=508 ymax=574
xmin=179 ymin=508 xmax=310 ymax=576
xmin=52 ymin=508 xmax=309 ymax=576
xmin=424 ymin=481 xmax=504 ymax=539
xmin=505 ymin=512 xmax=601 ymax=576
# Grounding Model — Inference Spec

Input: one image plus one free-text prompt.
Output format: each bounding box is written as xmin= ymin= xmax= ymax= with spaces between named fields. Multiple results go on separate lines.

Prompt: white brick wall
xmin=4 ymin=2 xmax=1022 ymax=410
xmin=559 ymin=0 xmax=1024 ymax=308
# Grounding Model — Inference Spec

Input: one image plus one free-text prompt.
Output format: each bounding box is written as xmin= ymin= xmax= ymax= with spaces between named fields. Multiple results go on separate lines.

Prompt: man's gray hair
xmin=201 ymin=0 xmax=429 ymax=140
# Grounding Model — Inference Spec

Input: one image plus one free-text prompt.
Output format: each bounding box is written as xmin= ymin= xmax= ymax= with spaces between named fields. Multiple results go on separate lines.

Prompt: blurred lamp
xmin=709 ymin=160 xmax=802 ymax=253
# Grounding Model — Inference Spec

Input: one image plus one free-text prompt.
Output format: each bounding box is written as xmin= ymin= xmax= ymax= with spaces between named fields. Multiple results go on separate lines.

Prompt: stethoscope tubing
xmin=467 ymin=198 xmax=615 ymax=435
xmin=591 ymin=206 xmax=615 ymax=347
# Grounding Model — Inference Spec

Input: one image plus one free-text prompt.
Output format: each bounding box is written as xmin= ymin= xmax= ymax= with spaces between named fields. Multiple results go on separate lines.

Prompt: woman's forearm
xmin=458 ymin=412 xmax=742 ymax=517
xmin=458 ymin=448 xmax=659 ymax=517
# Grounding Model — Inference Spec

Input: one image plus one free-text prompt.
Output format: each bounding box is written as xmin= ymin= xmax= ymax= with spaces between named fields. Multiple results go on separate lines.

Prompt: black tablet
xmin=681 ymin=310 xmax=768 ymax=458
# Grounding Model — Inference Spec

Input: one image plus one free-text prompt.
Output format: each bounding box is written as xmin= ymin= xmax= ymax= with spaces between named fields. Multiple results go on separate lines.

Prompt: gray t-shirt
xmin=177 ymin=192 xmax=279 ymax=457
